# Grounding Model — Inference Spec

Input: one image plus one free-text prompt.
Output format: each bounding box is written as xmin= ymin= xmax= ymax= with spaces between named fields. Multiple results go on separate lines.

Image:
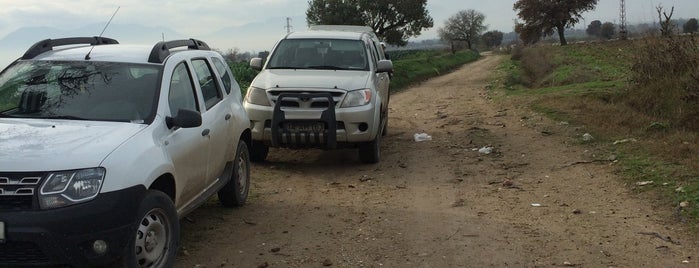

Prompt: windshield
xmin=0 ymin=61 xmax=161 ymax=123
xmin=267 ymin=39 xmax=369 ymax=71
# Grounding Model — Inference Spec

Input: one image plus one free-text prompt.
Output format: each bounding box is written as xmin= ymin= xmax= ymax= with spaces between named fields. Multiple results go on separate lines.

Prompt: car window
xmin=191 ymin=59 xmax=222 ymax=110
xmin=0 ymin=60 xmax=160 ymax=123
xmin=267 ymin=39 xmax=368 ymax=71
xmin=212 ymin=57 xmax=232 ymax=94
xmin=168 ymin=63 xmax=199 ymax=116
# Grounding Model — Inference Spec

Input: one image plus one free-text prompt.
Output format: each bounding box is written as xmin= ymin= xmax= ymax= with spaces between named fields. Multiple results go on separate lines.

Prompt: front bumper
xmin=0 ymin=185 xmax=146 ymax=267
xmin=245 ymin=99 xmax=379 ymax=147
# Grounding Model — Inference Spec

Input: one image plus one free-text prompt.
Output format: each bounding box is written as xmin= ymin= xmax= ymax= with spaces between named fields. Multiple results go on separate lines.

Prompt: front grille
xmin=269 ymin=90 xmax=344 ymax=108
xmin=0 ymin=172 xmax=45 ymax=211
xmin=0 ymin=241 xmax=50 ymax=265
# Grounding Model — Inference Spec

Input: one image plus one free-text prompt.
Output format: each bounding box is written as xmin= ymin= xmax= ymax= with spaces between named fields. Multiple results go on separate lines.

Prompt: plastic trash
xmin=478 ymin=146 xmax=493 ymax=154
xmin=414 ymin=133 xmax=432 ymax=142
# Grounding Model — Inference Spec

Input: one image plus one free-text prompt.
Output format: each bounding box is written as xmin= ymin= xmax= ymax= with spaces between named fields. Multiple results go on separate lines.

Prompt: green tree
xmin=600 ymin=22 xmax=616 ymax=39
xmin=586 ymin=20 xmax=602 ymax=37
xmin=306 ymin=0 xmax=433 ymax=46
xmin=514 ymin=0 xmax=599 ymax=45
xmin=683 ymin=18 xmax=698 ymax=33
xmin=481 ymin=30 xmax=504 ymax=48
xmin=438 ymin=9 xmax=487 ymax=51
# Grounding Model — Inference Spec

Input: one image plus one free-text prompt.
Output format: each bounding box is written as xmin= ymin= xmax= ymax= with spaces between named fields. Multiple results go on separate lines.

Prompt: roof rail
xmin=308 ymin=25 xmax=379 ymax=39
xmin=148 ymin=38 xmax=210 ymax=63
xmin=309 ymin=25 xmax=375 ymax=33
xmin=21 ymin=37 xmax=119 ymax=60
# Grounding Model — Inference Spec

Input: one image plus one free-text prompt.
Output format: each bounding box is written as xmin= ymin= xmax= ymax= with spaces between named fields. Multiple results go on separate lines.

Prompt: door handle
xmin=201 ymin=129 xmax=210 ymax=136
xmin=225 ymin=114 xmax=231 ymax=120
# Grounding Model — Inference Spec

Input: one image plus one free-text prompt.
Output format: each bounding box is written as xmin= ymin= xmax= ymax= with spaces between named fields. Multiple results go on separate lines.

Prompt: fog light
xmin=93 ymin=240 xmax=108 ymax=255
xmin=358 ymin=123 xmax=368 ymax=132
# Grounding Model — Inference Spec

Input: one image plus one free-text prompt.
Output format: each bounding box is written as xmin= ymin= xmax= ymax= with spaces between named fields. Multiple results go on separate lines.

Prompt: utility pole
xmin=619 ymin=0 xmax=628 ymax=39
xmin=285 ymin=17 xmax=293 ymax=34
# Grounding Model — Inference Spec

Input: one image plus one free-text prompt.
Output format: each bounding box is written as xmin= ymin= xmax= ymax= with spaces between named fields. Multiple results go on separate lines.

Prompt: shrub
xmin=628 ymin=35 xmax=699 ymax=130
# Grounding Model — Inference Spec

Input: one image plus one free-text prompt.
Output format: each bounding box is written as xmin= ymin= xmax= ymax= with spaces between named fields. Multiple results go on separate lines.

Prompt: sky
xmin=0 ymin=0 xmax=697 ymax=68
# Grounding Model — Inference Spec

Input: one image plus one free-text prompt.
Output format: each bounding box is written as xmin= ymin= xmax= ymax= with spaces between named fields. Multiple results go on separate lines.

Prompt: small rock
xmin=502 ymin=179 xmax=514 ymax=187
xmin=680 ymin=201 xmax=689 ymax=208
xmin=399 ymin=163 xmax=408 ymax=168
xmin=322 ymin=259 xmax=333 ymax=266
xmin=270 ymin=247 xmax=281 ymax=253
xmin=359 ymin=175 xmax=373 ymax=182
xmin=582 ymin=133 xmax=594 ymax=141
xmin=452 ymin=199 xmax=465 ymax=207
xmin=572 ymin=209 xmax=582 ymax=214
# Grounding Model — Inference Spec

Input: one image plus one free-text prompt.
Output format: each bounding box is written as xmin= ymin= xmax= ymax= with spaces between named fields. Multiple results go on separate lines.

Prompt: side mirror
xmin=377 ymin=59 xmax=393 ymax=73
xmin=166 ymin=109 xmax=202 ymax=129
xmin=249 ymin=58 xmax=263 ymax=71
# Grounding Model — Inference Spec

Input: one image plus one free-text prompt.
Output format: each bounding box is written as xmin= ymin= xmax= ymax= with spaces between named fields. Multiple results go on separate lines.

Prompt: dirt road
xmin=176 ymin=54 xmax=697 ymax=267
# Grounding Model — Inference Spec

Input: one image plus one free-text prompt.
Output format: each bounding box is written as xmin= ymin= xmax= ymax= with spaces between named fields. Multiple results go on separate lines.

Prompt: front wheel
xmin=124 ymin=190 xmax=179 ymax=268
xmin=358 ymin=132 xmax=381 ymax=164
xmin=218 ymin=140 xmax=251 ymax=207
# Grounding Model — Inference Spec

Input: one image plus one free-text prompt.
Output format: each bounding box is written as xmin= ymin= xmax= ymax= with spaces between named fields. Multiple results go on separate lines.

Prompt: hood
xmin=0 ymin=119 xmax=147 ymax=171
xmin=252 ymin=69 xmax=371 ymax=91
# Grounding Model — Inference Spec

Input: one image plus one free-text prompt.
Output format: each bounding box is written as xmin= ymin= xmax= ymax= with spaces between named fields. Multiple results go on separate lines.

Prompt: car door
xmin=164 ymin=61 xmax=210 ymax=206
xmin=190 ymin=58 xmax=233 ymax=186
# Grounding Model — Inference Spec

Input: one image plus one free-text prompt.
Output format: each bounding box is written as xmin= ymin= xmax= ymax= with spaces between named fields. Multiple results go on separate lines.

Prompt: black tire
xmin=358 ymin=132 xmax=381 ymax=164
xmin=124 ymin=190 xmax=179 ymax=268
xmin=218 ymin=140 xmax=251 ymax=207
xmin=249 ymin=140 xmax=269 ymax=162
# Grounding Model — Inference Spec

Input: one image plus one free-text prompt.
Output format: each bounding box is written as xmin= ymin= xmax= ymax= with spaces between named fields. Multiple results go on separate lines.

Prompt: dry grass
xmin=506 ymin=36 xmax=699 ymax=221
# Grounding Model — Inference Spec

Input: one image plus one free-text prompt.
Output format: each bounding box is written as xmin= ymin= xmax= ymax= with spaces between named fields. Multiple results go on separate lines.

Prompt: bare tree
xmin=657 ymin=5 xmax=676 ymax=36
xmin=438 ymin=9 xmax=487 ymax=52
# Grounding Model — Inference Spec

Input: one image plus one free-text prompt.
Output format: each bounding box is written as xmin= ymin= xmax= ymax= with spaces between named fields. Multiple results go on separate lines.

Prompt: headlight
xmin=39 ymin=168 xmax=105 ymax=209
xmin=341 ymin=89 xmax=372 ymax=108
xmin=245 ymin=86 xmax=271 ymax=106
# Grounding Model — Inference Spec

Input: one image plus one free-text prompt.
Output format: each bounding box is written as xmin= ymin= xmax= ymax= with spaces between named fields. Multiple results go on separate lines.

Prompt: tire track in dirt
xmin=176 ymin=54 xmax=697 ymax=267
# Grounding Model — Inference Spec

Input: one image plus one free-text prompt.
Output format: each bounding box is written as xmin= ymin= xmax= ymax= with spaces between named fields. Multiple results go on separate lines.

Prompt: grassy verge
xmin=502 ymin=39 xmax=699 ymax=226
xmin=390 ymin=50 xmax=480 ymax=93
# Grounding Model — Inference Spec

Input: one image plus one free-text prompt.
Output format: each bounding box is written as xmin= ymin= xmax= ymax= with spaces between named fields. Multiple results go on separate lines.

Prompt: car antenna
xmin=85 ymin=6 xmax=120 ymax=60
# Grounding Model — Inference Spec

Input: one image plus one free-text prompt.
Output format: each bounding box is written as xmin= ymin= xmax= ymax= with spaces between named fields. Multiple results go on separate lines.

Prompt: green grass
xmin=503 ymin=39 xmax=699 ymax=226
xmin=390 ymin=50 xmax=480 ymax=92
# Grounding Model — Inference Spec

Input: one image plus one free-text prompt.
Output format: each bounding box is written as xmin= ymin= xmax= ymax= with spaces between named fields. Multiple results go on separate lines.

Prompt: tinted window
xmin=0 ymin=60 xmax=160 ymax=123
xmin=168 ymin=63 xmax=199 ymax=116
xmin=212 ymin=57 xmax=232 ymax=94
xmin=192 ymin=59 xmax=222 ymax=109
xmin=267 ymin=39 xmax=368 ymax=71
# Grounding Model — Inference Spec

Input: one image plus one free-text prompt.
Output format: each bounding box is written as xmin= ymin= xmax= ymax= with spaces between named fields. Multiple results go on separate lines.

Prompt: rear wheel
xmin=359 ymin=132 xmax=381 ymax=164
xmin=124 ymin=191 xmax=179 ymax=268
xmin=218 ymin=140 xmax=251 ymax=207
xmin=250 ymin=140 xmax=269 ymax=162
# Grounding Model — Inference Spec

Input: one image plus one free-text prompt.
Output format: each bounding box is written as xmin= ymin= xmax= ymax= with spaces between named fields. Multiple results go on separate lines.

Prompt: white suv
xmin=0 ymin=37 xmax=251 ymax=267
xmin=245 ymin=25 xmax=393 ymax=164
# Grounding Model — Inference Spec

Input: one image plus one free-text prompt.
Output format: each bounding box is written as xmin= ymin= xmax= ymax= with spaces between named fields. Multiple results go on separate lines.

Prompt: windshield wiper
xmin=37 ymin=115 xmax=90 ymax=120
